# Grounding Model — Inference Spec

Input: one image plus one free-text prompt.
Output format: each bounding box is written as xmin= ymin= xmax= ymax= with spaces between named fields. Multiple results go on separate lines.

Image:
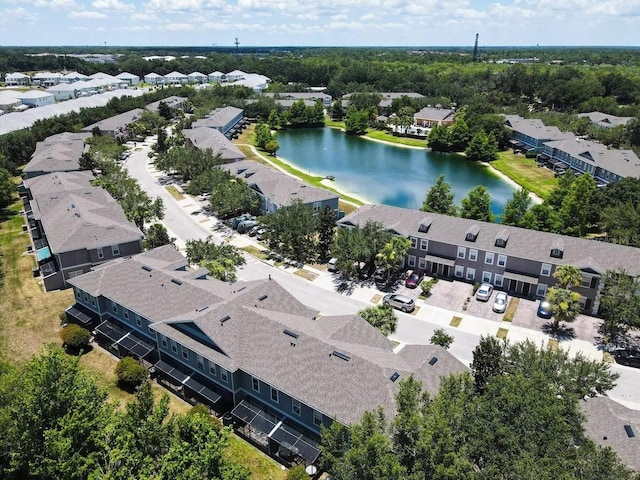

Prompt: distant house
xmin=115 ymin=72 xmax=140 ymax=86
xmin=183 ymin=127 xmax=246 ymax=163
xmin=504 ymin=114 xmax=574 ymax=154
xmin=47 ymin=83 xmax=79 ymax=101
xmin=65 ymin=246 xmax=466 ymax=467
xmin=31 ymin=71 xmax=63 ymax=86
xmin=5 ymin=72 xmax=30 ymax=86
xmin=414 ymin=106 xmax=456 ymax=128
xmin=225 ymin=70 xmax=246 ymax=82
xmin=146 ymin=96 xmax=188 ymax=115
xmin=14 ymin=90 xmax=55 ymax=108
xmin=221 ymin=160 xmax=340 ymax=215
xmin=263 ymin=92 xmax=331 ymax=108
xmin=208 ymin=71 xmax=224 ymax=83
xmin=187 ymin=72 xmax=208 ymax=84
xmin=22 ymin=131 xmax=90 ymax=178
xmin=61 ymin=71 xmax=89 ymax=83
xmin=577 ymin=111 xmax=634 ymax=129
xmin=81 ymin=108 xmax=144 ymax=138
xmin=144 ymin=72 xmax=163 ymax=85
xmin=192 ymin=106 xmax=245 ymax=138
xmin=233 ymin=73 xmax=270 ymax=92
xmin=21 ymin=171 xmax=143 ymax=291
xmin=164 ymin=71 xmax=188 ymax=85
xmin=0 ymin=91 xmax=22 ymax=112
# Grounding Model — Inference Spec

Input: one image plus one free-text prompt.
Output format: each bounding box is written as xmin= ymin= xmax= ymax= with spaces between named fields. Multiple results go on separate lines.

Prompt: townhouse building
xmin=144 ymin=72 xmax=164 ymax=85
xmin=66 ymin=246 xmax=466 ymax=467
xmin=21 ymin=171 xmax=143 ymax=291
xmin=183 ymin=127 xmax=246 ymax=163
xmin=146 ymin=96 xmax=188 ymax=115
xmin=164 ymin=71 xmax=188 ymax=85
xmin=22 ymin=131 xmax=89 ymax=178
xmin=338 ymin=204 xmax=640 ymax=315
xmin=15 ymin=90 xmax=55 ymax=108
xmin=81 ymin=108 xmax=144 ymax=138
xmin=263 ymin=92 xmax=332 ymax=109
xmin=31 ymin=71 xmax=63 ymax=86
xmin=221 ymin=160 xmax=340 ymax=216
xmin=504 ymin=114 xmax=574 ymax=154
xmin=115 ymin=72 xmax=140 ymax=86
xmin=413 ymin=106 xmax=456 ymax=128
xmin=577 ymin=111 xmax=634 ymax=129
xmin=187 ymin=72 xmax=208 ymax=84
xmin=4 ymin=72 xmax=30 ymax=86
xmin=192 ymin=106 xmax=245 ymax=138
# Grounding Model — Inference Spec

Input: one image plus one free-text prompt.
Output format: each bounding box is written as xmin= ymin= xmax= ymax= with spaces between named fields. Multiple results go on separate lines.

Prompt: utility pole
xmin=234 ymin=37 xmax=239 ymax=52
xmin=473 ymin=33 xmax=479 ymax=62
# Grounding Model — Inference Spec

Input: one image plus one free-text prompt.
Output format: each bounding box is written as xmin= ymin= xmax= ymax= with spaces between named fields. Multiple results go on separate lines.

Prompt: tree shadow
xmin=334 ymin=276 xmax=355 ymax=296
xmin=0 ymin=206 xmax=18 ymax=223
xmin=541 ymin=322 xmax=576 ymax=341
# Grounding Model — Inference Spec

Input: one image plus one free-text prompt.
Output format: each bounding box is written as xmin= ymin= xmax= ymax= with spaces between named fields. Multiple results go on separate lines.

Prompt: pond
xmin=275 ymin=128 xmax=517 ymax=216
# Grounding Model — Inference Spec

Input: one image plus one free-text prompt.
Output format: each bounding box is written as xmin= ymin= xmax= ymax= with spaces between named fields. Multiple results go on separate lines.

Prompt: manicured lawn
xmin=165 ymin=184 xmax=185 ymax=201
xmin=365 ymin=130 xmax=428 ymax=148
xmin=492 ymin=151 xmax=558 ymax=200
xmin=450 ymin=316 xmax=463 ymax=327
xmin=496 ymin=327 xmax=509 ymax=340
xmin=226 ymin=435 xmax=287 ymax=480
xmin=503 ymin=297 xmax=519 ymax=323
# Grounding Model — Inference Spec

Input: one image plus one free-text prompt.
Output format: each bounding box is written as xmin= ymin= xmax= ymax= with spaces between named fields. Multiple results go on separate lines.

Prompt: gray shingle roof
xmin=338 ymin=204 xmax=640 ymax=275
xmin=581 ymin=396 xmax=640 ymax=471
xmin=414 ymin=106 xmax=456 ymax=122
xmin=544 ymin=138 xmax=640 ymax=179
xmin=81 ymin=108 xmax=144 ymax=134
xmin=192 ymin=106 xmax=243 ymax=130
xmin=23 ymin=170 xmax=94 ymax=196
xmin=504 ymin=114 xmax=574 ymax=142
xmin=71 ymin=247 xmax=467 ymax=425
xmin=23 ymin=132 xmax=88 ymax=175
xmin=222 ymin=160 xmax=338 ymax=208
xmin=577 ymin=111 xmax=634 ymax=129
xmin=30 ymin=185 xmax=142 ymax=254
xmin=145 ymin=96 xmax=187 ymax=113
xmin=183 ymin=127 xmax=246 ymax=162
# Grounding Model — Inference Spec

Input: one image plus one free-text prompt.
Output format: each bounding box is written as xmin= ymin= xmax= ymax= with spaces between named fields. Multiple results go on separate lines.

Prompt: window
xmin=495 ymin=238 xmax=506 ymax=248
xmin=580 ymin=276 xmax=591 ymax=288
xmin=75 ymin=288 xmax=81 ymax=299
xmin=252 ymin=377 xmax=260 ymax=392
xmin=313 ymin=410 xmax=323 ymax=427
xmin=197 ymin=354 xmax=204 ymax=370
xmin=407 ymin=255 xmax=416 ymax=267
xmin=181 ymin=345 xmax=188 ymax=360
xmin=454 ymin=265 xmax=464 ymax=278
xmin=97 ymin=247 xmax=104 ymax=259
xmin=466 ymin=268 xmax=476 ymax=281
xmin=220 ymin=370 xmax=228 ymax=382
xmin=536 ymin=283 xmax=548 ymax=297
xmin=410 ymin=237 xmax=418 ymax=249
xmin=312 ymin=202 xmax=321 ymax=212
xmin=209 ymin=362 xmax=217 ymax=376
xmin=540 ymin=263 xmax=552 ymax=276
xmin=497 ymin=255 xmax=507 ymax=267
xmin=271 ymin=387 xmax=279 ymax=403
xmin=161 ymin=335 xmax=167 ymax=348
xmin=83 ymin=293 xmax=88 ymax=302
xmin=112 ymin=302 xmax=117 ymax=313
xmin=457 ymin=247 xmax=466 ymax=259
xmin=135 ymin=315 xmax=141 ymax=327
xmin=485 ymin=252 xmax=494 ymax=265
xmin=420 ymin=239 xmax=428 ymax=251
xmin=292 ymin=399 xmax=301 ymax=416
xmin=171 ymin=341 xmax=177 ymax=353
xmin=482 ymin=271 xmax=492 ymax=283
xmin=91 ymin=298 xmax=96 ymax=306
xmin=111 ymin=245 xmax=120 ymax=256
xmin=469 ymin=249 xmax=478 ymax=262
xmin=123 ymin=309 xmax=129 ymax=319
xmin=495 ymin=274 xmax=504 ymax=287
xmin=418 ymin=257 xmax=427 ymax=270
xmin=550 ymin=248 xmax=563 ymax=258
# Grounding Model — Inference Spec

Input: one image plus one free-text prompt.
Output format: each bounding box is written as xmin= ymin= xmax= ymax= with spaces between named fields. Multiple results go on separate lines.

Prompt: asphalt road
xmin=123 ymin=139 xmax=640 ymax=410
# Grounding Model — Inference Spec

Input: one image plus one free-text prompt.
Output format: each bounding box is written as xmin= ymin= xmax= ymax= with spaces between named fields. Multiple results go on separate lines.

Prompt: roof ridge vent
xmin=219 ymin=314 xmax=230 ymax=324
xmin=332 ymin=350 xmax=350 ymax=362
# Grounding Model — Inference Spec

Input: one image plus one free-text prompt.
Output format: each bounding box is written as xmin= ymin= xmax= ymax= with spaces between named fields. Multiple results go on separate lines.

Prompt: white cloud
xmin=145 ymin=0 xmax=202 ymax=11
xmin=68 ymin=10 xmax=107 ymax=18
xmin=130 ymin=12 xmax=159 ymax=22
xmin=92 ymin=0 xmax=134 ymax=11
xmin=33 ymin=0 xmax=75 ymax=8
xmin=164 ymin=23 xmax=195 ymax=31
xmin=5 ymin=7 xmax=31 ymax=18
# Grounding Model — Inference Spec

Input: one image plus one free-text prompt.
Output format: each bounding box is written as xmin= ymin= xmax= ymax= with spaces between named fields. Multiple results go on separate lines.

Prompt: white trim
xmin=485 ymin=252 xmax=494 ymax=265
xmin=540 ymin=263 xmax=552 ymax=277
xmin=495 ymin=274 xmax=504 ymax=287
xmin=457 ymin=246 xmax=466 ymax=259
xmin=497 ymin=254 xmax=507 ymax=267
xmin=466 ymin=267 xmax=476 ymax=281
xmin=482 ymin=271 xmax=492 ymax=283
xmin=469 ymin=249 xmax=478 ymax=262
xmin=420 ymin=239 xmax=428 ymax=251
xmin=454 ymin=265 xmax=464 ymax=278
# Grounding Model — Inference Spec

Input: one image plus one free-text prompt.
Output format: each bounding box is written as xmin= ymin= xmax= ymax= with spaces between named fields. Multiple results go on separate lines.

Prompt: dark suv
xmin=614 ymin=349 xmax=640 ymax=368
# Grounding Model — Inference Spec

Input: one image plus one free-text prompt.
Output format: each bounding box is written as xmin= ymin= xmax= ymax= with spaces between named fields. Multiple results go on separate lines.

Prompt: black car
xmin=614 ymin=349 xmax=640 ymax=368
xmin=373 ymin=266 xmax=388 ymax=284
xmin=537 ymin=299 xmax=552 ymax=319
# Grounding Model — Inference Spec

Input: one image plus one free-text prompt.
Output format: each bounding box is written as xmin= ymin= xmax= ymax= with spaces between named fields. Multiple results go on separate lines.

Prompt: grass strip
xmin=294 ymin=269 xmax=318 ymax=281
xmin=450 ymin=316 xmax=463 ymax=327
xmin=496 ymin=327 xmax=509 ymax=339
xmin=241 ymin=245 xmax=268 ymax=260
xmin=503 ymin=297 xmax=519 ymax=322
xmin=165 ymin=185 xmax=185 ymax=201
xmin=547 ymin=338 xmax=560 ymax=351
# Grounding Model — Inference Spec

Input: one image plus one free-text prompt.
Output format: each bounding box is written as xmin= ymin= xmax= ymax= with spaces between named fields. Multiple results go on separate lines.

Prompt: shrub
xmin=473 ymin=282 xmax=481 ymax=295
xmin=115 ymin=357 xmax=148 ymax=389
xmin=286 ymin=465 xmax=309 ymax=480
xmin=430 ymin=328 xmax=454 ymax=349
xmin=59 ymin=324 xmax=91 ymax=349
xmin=420 ymin=278 xmax=439 ymax=297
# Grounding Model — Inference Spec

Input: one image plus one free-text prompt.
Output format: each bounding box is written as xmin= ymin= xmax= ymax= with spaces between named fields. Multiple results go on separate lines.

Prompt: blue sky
xmin=1 ymin=0 xmax=638 ymax=47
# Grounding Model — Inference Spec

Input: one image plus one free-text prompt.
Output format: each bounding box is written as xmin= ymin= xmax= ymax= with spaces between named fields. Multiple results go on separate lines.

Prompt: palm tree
xmin=553 ymin=264 xmax=582 ymax=290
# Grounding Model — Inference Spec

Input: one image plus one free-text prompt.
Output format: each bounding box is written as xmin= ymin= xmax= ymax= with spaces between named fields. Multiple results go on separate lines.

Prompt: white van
xmin=327 ymin=257 xmax=338 ymax=272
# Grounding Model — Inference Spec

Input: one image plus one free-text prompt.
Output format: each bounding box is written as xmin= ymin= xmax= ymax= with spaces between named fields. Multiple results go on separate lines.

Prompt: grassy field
xmin=0 ymin=196 xmax=286 ymax=479
xmin=492 ymin=151 xmax=558 ymax=200
xmin=365 ymin=130 xmax=428 ymax=148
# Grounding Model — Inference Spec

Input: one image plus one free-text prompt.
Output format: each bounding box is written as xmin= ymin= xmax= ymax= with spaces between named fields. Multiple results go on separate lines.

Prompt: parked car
xmin=237 ymin=220 xmax=258 ymax=234
xmin=537 ymin=299 xmax=553 ymax=319
xmin=614 ymin=349 xmax=640 ymax=368
xmin=248 ymin=225 xmax=262 ymax=237
xmin=382 ymin=293 xmax=415 ymax=313
xmin=255 ymin=228 xmax=266 ymax=241
xmin=404 ymin=270 xmax=424 ymax=289
xmin=476 ymin=283 xmax=493 ymax=302
xmin=373 ymin=266 xmax=388 ymax=284
xmin=492 ymin=292 xmax=508 ymax=313
xmin=327 ymin=257 xmax=338 ymax=272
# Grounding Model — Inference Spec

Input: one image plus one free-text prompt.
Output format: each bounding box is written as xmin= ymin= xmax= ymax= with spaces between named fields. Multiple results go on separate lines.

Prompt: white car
xmin=476 ymin=283 xmax=493 ymax=302
xmin=492 ymin=292 xmax=508 ymax=313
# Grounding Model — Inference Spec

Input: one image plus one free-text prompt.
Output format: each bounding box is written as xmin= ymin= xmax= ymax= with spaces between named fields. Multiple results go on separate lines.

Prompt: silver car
xmin=383 ymin=293 xmax=415 ymax=313
xmin=492 ymin=292 xmax=508 ymax=313
xmin=476 ymin=283 xmax=494 ymax=302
